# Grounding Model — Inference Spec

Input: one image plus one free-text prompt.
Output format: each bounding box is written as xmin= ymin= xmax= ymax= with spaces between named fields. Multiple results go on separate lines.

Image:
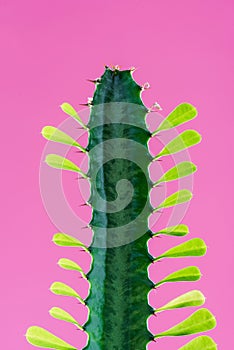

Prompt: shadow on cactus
xmin=26 ymin=67 xmax=217 ymax=349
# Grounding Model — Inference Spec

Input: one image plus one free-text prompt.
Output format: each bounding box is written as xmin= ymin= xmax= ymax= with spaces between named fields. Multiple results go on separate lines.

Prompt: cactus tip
xmin=112 ymin=65 xmax=120 ymax=70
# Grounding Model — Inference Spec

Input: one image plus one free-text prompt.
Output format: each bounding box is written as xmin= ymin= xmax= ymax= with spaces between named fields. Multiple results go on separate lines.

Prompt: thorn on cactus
xmin=87 ymin=78 xmax=101 ymax=84
xmin=148 ymin=101 xmax=162 ymax=112
xmin=142 ymin=82 xmax=151 ymax=90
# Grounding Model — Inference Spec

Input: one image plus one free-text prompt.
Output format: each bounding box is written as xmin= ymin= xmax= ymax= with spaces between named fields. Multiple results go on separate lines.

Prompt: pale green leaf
xmin=53 ymin=233 xmax=88 ymax=251
xmin=26 ymin=326 xmax=77 ymax=350
xmin=153 ymin=103 xmax=197 ymax=134
xmin=41 ymin=126 xmax=86 ymax=152
xmin=45 ymin=154 xmax=88 ymax=178
xmin=60 ymin=102 xmax=88 ymax=129
xmin=49 ymin=307 xmax=82 ymax=329
xmin=58 ymin=258 xmax=86 ymax=278
xmin=179 ymin=336 xmax=217 ymax=350
xmin=153 ymin=224 xmax=189 ymax=237
xmin=154 ymin=238 xmax=207 ymax=261
xmin=155 ymin=308 xmax=216 ymax=338
xmin=155 ymin=130 xmax=201 ymax=159
xmin=50 ymin=282 xmax=85 ymax=304
xmin=155 ymin=290 xmax=205 ymax=312
xmin=155 ymin=162 xmax=197 ymax=185
xmin=155 ymin=189 xmax=192 ymax=210
xmin=155 ymin=266 xmax=201 ymax=287
xmin=58 ymin=258 xmax=83 ymax=272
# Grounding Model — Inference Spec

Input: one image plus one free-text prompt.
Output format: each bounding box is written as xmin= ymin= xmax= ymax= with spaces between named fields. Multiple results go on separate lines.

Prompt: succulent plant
xmin=26 ymin=66 xmax=217 ymax=350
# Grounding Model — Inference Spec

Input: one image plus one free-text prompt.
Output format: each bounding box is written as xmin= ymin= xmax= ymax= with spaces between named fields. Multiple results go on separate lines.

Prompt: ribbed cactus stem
xmin=85 ymin=68 xmax=153 ymax=349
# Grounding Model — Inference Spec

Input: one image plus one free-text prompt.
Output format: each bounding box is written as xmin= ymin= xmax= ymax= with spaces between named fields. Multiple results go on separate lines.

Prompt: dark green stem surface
xmin=85 ymin=68 xmax=153 ymax=350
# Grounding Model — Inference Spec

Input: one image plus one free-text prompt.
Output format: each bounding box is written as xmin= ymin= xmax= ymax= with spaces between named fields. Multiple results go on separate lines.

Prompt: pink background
xmin=1 ymin=0 xmax=233 ymax=349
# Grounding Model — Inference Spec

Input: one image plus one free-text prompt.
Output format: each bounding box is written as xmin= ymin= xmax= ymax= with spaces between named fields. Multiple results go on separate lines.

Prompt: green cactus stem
xmin=85 ymin=68 xmax=153 ymax=349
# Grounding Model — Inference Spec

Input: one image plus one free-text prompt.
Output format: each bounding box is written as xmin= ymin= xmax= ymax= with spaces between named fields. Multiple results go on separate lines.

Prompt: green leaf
xmin=60 ymin=102 xmax=88 ymax=129
xmin=154 ymin=308 xmax=216 ymax=338
xmin=155 ymin=290 xmax=205 ymax=312
xmin=155 ymin=266 xmax=201 ymax=287
xmin=154 ymin=238 xmax=207 ymax=261
xmin=45 ymin=154 xmax=88 ymax=178
xmin=26 ymin=326 xmax=77 ymax=350
xmin=153 ymin=103 xmax=197 ymax=134
xmin=58 ymin=258 xmax=86 ymax=278
xmin=153 ymin=224 xmax=189 ymax=237
xmin=155 ymin=130 xmax=202 ymax=159
xmin=155 ymin=162 xmax=197 ymax=185
xmin=49 ymin=307 xmax=82 ymax=329
xmin=58 ymin=258 xmax=83 ymax=272
xmin=53 ymin=233 xmax=88 ymax=251
xmin=50 ymin=282 xmax=85 ymax=304
xmin=41 ymin=126 xmax=86 ymax=152
xmin=155 ymin=189 xmax=192 ymax=210
xmin=179 ymin=336 xmax=217 ymax=350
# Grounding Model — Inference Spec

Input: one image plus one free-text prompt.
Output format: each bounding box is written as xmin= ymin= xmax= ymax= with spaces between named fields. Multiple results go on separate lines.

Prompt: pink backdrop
xmin=1 ymin=1 xmax=233 ymax=349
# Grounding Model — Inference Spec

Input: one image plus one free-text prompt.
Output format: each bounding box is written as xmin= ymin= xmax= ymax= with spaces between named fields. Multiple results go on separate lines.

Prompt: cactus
xmin=26 ymin=66 xmax=217 ymax=349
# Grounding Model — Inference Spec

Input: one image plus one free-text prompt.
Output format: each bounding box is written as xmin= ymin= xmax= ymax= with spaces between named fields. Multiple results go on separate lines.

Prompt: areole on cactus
xmin=26 ymin=66 xmax=217 ymax=350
